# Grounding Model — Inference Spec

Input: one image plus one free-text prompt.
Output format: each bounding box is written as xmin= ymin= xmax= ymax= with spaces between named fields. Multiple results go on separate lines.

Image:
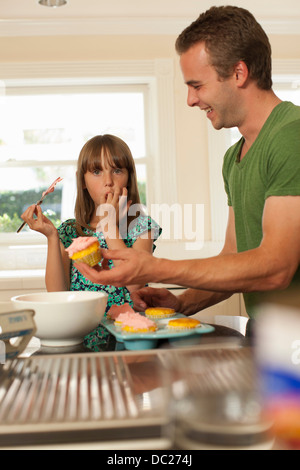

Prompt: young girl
xmin=21 ymin=134 xmax=161 ymax=351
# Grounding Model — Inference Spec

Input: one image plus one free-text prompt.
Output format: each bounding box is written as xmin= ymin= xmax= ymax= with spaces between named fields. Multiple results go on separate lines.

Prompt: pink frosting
xmin=42 ymin=177 xmax=63 ymax=198
xmin=116 ymin=312 xmax=156 ymax=329
xmin=107 ymin=303 xmax=136 ymax=320
xmin=65 ymin=237 xmax=99 ymax=257
xmin=114 ymin=312 xmax=140 ymax=324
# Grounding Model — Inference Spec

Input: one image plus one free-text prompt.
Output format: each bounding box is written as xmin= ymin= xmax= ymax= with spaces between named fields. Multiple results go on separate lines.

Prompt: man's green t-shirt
xmin=222 ymin=101 xmax=300 ymax=318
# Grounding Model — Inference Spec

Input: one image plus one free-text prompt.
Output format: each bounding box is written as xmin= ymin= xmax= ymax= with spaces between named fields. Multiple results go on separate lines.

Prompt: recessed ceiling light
xmin=39 ymin=0 xmax=67 ymax=7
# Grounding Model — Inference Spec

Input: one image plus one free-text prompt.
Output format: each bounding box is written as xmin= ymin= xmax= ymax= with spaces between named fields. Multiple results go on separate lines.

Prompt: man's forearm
xmin=177 ymin=288 xmax=232 ymax=316
xmin=153 ymin=247 xmax=293 ymax=293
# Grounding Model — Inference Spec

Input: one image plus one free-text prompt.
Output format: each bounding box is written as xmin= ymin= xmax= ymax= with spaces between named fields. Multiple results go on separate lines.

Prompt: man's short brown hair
xmin=175 ymin=6 xmax=272 ymax=90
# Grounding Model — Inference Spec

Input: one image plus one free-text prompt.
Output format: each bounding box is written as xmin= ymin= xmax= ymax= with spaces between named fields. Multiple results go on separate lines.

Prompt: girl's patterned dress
xmin=58 ymin=215 xmax=161 ymax=352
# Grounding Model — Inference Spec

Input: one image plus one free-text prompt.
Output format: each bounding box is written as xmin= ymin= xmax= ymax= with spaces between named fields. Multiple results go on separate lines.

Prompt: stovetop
xmin=0 ymin=342 xmax=256 ymax=449
xmin=0 ymin=348 xmax=171 ymax=449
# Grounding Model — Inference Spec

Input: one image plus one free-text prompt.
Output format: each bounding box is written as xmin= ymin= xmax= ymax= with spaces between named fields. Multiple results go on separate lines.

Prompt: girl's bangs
xmin=105 ymin=147 xmax=131 ymax=170
xmin=85 ymin=145 xmax=132 ymax=172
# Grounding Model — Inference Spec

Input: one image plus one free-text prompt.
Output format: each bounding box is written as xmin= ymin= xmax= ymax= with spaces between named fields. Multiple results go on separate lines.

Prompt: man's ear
xmin=234 ymin=61 xmax=249 ymax=87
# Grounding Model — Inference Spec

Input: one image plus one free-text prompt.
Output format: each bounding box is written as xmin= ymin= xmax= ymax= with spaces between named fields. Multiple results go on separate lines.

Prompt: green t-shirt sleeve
xmin=265 ymin=120 xmax=300 ymax=199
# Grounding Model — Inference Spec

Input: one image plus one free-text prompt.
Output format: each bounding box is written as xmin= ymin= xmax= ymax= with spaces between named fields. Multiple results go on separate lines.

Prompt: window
xmin=274 ymin=82 xmax=300 ymax=105
xmin=0 ymin=59 xmax=177 ymax=271
xmin=0 ymin=84 xmax=148 ymax=234
xmin=230 ymin=80 xmax=300 ymax=146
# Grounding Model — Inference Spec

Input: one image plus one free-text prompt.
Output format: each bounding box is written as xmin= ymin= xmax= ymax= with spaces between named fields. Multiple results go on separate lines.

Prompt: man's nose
xmin=187 ymin=87 xmax=200 ymax=107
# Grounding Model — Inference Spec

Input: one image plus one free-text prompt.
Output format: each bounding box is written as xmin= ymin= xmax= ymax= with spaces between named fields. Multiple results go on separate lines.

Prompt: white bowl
xmin=11 ymin=291 xmax=108 ymax=347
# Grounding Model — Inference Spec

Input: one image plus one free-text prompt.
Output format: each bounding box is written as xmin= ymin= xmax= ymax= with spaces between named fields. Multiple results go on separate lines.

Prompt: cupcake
xmin=167 ymin=318 xmax=201 ymax=331
xmin=66 ymin=237 xmax=101 ymax=267
xmin=120 ymin=314 xmax=157 ymax=333
xmin=114 ymin=312 xmax=140 ymax=328
xmin=145 ymin=307 xmax=176 ymax=320
xmin=107 ymin=303 xmax=136 ymax=321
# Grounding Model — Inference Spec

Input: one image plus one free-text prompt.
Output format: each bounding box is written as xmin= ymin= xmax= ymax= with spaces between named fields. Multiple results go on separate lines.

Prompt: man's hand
xmin=131 ymin=287 xmax=182 ymax=312
xmin=74 ymin=247 xmax=158 ymax=287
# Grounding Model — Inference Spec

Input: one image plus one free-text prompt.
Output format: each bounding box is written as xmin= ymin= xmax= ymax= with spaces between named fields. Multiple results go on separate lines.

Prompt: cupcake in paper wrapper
xmin=145 ymin=307 xmax=176 ymax=320
xmin=66 ymin=237 xmax=102 ymax=267
xmin=167 ymin=318 xmax=201 ymax=331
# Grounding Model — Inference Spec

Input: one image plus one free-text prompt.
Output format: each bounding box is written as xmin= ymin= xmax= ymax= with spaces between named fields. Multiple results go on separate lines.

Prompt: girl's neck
xmin=89 ymin=217 xmax=98 ymax=230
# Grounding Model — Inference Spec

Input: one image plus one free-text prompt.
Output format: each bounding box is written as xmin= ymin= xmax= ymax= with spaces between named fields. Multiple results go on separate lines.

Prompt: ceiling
xmin=0 ymin=0 xmax=299 ymax=36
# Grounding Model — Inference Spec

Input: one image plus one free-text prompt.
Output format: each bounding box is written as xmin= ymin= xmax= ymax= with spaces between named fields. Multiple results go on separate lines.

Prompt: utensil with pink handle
xmin=16 ymin=177 xmax=63 ymax=233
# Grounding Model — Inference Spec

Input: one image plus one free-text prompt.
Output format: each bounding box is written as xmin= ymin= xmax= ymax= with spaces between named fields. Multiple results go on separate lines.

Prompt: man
xmin=76 ymin=6 xmax=300 ymax=334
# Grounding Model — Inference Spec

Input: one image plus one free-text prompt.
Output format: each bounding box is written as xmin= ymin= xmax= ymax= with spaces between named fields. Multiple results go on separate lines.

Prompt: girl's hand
xmin=21 ymin=204 xmax=57 ymax=238
xmin=116 ymin=187 xmax=132 ymax=225
xmin=96 ymin=187 xmax=132 ymax=237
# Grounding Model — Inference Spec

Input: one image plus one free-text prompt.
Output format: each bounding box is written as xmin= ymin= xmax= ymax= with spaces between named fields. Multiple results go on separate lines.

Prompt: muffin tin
xmin=101 ymin=313 xmax=215 ymax=350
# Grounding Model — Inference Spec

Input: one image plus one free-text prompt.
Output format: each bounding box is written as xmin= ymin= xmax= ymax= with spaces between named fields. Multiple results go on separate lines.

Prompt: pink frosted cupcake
xmin=121 ymin=314 xmax=157 ymax=333
xmin=66 ymin=237 xmax=101 ymax=267
xmin=114 ymin=312 xmax=140 ymax=328
xmin=107 ymin=303 xmax=136 ymax=321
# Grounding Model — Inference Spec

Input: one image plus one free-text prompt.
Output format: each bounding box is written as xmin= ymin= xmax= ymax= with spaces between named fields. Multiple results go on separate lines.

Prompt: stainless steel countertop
xmin=0 ymin=339 xmax=258 ymax=449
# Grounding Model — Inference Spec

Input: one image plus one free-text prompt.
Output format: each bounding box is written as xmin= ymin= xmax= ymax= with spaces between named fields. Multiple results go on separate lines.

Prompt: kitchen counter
xmin=19 ymin=321 xmax=247 ymax=358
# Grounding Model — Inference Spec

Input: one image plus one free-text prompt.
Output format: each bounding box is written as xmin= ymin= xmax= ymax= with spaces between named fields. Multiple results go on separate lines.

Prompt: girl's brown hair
xmin=74 ymin=134 xmax=140 ymax=235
